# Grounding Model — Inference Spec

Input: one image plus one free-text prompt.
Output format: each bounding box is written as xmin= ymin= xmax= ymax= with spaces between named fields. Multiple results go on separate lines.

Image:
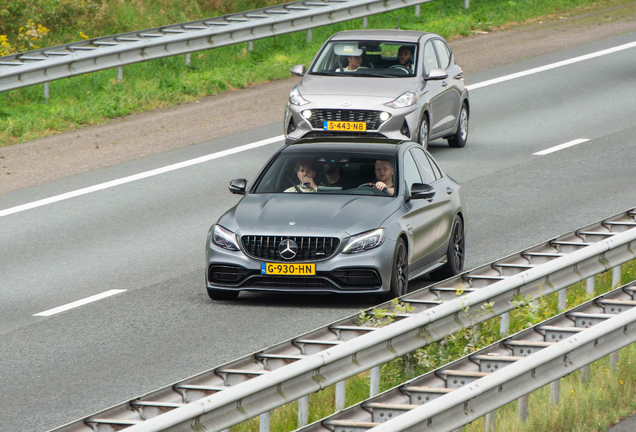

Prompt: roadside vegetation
xmin=0 ymin=0 xmax=631 ymax=145
xmin=229 ymin=260 xmax=636 ymax=432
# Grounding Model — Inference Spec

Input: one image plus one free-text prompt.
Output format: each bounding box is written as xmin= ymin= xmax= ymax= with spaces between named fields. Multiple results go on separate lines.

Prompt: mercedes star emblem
xmin=289 ymin=221 xmax=296 ymax=225
xmin=278 ymin=239 xmax=298 ymax=260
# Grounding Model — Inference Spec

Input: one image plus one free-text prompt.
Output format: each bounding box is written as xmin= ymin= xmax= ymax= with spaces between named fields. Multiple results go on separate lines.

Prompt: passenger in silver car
xmin=285 ymin=159 xmax=318 ymax=193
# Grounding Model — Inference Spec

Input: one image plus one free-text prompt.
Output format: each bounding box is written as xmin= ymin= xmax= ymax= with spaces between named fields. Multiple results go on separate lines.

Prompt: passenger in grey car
xmin=285 ymin=159 xmax=318 ymax=193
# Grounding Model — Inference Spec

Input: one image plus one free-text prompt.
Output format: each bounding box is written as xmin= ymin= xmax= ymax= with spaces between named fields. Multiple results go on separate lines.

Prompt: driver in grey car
xmin=285 ymin=159 xmax=318 ymax=193
xmin=374 ymin=159 xmax=395 ymax=195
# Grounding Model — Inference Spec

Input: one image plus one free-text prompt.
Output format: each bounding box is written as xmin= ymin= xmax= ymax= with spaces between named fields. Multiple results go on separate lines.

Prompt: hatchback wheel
xmin=418 ymin=115 xmax=429 ymax=149
xmin=447 ymin=103 xmax=468 ymax=148
xmin=431 ymin=215 xmax=464 ymax=281
xmin=375 ymin=238 xmax=408 ymax=303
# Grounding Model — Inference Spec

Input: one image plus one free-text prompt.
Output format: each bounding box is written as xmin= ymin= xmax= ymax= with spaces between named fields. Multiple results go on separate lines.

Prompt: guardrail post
xmin=370 ymin=366 xmax=381 ymax=397
xmin=116 ymin=66 xmax=123 ymax=82
xmin=363 ymin=17 xmax=368 ymax=28
xmin=558 ymin=289 xmax=567 ymax=312
xmin=465 ymin=0 xmax=470 ymax=8
xmin=335 ymin=380 xmax=346 ymax=411
xmin=248 ymin=41 xmax=254 ymax=52
xmin=610 ymin=351 xmax=620 ymax=372
xmin=43 ymin=82 xmax=50 ymax=101
xmin=185 ymin=53 xmax=191 ymax=66
xmin=415 ymin=5 xmax=420 ymax=16
xmin=500 ymin=312 xmax=510 ymax=336
xmin=586 ymin=276 xmax=595 ymax=294
xmin=259 ymin=412 xmax=270 ymax=432
xmin=580 ymin=363 xmax=591 ymax=382
xmin=298 ymin=395 xmax=309 ymax=427
xmin=518 ymin=394 xmax=529 ymax=422
xmin=549 ymin=380 xmax=560 ymax=405
xmin=307 ymin=29 xmax=312 ymax=43
xmin=612 ymin=265 xmax=622 ymax=287
xmin=485 ymin=410 xmax=496 ymax=431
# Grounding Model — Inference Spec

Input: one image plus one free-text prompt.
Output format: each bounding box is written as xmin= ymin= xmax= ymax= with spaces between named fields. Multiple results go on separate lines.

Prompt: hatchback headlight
xmin=289 ymin=87 xmax=311 ymax=106
xmin=343 ymin=228 xmax=386 ymax=254
xmin=384 ymin=90 xmax=417 ymax=109
xmin=212 ymin=224 xmax=240 ymax=251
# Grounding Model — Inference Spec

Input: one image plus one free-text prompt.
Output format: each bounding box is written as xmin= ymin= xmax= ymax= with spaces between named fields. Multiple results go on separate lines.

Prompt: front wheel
xmin=447 ymin=102 xmax=468 ymax=148
xmin=431 ymin=215 xmax=465 ymax=281
xmin=375 ymin=238 xmax=408 ymax=303
xmin=418 ymin=114 xmax=429 ymax=149
xmin=207 ymin=288 xmax=240 ymax=301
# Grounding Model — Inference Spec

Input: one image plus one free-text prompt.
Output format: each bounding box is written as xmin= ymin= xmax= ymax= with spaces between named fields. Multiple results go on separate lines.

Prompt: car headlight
xmin=289 ymin=87 xmax=311 ymax=106
xmin=384 ymin=90 xmax=417 ymax=109
xmin=342 ymin=228 xmax=386 ymax=254
xmin=212 ymin=224 xmax=240 ymax=251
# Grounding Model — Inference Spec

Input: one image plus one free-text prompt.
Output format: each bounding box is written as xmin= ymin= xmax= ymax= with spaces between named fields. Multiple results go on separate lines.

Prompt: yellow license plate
xmin=323 ymin=121 xmax=367 ymax=132
xmin=261 ymin=263 xmax=316 ymax=275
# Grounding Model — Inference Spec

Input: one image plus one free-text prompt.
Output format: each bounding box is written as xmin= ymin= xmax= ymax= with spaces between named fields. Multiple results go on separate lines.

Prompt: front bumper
xmin=284 ymin=99 xmax=420 ymax=143
xmin=206 ymin=237 xmax=396 ymax=295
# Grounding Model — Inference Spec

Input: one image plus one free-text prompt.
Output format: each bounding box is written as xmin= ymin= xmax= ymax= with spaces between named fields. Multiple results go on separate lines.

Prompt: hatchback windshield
xmin=254 ymin=151 xmax=398 ymax=196
xmin=309 ymin=40 xmax=418 ymax=77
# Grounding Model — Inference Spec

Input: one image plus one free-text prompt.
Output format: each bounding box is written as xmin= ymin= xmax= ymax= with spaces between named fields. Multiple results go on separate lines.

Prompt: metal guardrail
xmin=0 ymin=0 xmax=437 ymax=93
xmin=300 ymin=282 xmax=636 ymax=432
xmin=49 ymin=208 xmax=636 ymax=432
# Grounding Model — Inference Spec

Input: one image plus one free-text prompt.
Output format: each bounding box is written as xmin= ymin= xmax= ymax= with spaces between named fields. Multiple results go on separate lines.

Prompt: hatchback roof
xmin=330 ymin=29 xmax=430 ymax=43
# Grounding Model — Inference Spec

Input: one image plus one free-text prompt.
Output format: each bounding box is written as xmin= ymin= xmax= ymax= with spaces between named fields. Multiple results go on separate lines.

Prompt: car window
xmin=409 ymin=148 xmax=437 ymax=183
xmin=403 ymin=151 xmax=422 ymax=192
xmin=309 ymin=40 xmax=418 ymax=77
xmin=253 ymin=151 xmax=398 ymax=197
xmin=432 ymin=39 xmax=451 ymax=69
xmin=423 ymin=41 xmax=439 ymax=76
xmin=427 ymin=154 xmax=443 ymax=179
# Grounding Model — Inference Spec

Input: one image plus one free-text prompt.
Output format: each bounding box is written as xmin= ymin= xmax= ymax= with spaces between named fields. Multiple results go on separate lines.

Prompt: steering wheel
xmin=389 ymin=65 xmax=410 ymax=74
xmin=356 ymin=182 xmax=390 ymax=195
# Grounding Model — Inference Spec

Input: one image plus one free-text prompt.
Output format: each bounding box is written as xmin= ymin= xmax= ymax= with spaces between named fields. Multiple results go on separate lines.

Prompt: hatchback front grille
xmin=241 ymin=236 xmax=340 ymax=262
xmin=309 ymin=110 xmax=383 ymax=130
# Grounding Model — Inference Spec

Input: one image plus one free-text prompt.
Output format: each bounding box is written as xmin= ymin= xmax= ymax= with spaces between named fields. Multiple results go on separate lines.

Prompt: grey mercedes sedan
xmin=205 ymin=138 xmax=466 ymax=301
xmin=284 ymin=30 xmax=469 ymax=149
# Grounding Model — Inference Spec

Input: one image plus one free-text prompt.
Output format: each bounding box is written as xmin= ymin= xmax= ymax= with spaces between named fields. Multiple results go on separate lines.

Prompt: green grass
xmin=0 ymin=0 xmax=631 ymax=145
xmin=227 ymin=260 xmax=636 ymax=432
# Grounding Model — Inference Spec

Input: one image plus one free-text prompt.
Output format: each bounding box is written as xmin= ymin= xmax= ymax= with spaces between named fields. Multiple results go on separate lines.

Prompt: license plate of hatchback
xmin=323 ymin=121 xmax=367 ymax=132
xmin=261 ymin=263 xmax=316 ymax=275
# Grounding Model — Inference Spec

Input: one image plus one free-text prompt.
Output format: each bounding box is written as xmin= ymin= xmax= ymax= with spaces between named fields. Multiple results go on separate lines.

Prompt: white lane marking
xmin=466 ymin=40 xmax=636 ymax=90
xmin=533 ymin=138 xmax=590 ymax=156
xmin=0 ymin=135 xmax=284 ymax=218
xmin=3 ymin=41 xmax=636 ymax=218
xmin=33 ymin=289 xmax=127 ymax=317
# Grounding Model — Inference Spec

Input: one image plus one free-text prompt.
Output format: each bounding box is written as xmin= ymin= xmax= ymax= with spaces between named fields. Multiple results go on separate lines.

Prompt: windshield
xmin=254 ymin=151 xmax=398 ymax=197
xmin=309 ymin=40 xmax=417 ymax=77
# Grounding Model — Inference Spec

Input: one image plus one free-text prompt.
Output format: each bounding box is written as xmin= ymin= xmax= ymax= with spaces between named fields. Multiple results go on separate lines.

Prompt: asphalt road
xmin=1 ymin=31 xmax=635 ymax=432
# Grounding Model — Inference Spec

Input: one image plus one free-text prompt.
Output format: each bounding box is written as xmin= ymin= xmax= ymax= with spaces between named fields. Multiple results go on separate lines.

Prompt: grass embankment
xmin=229 ymin=260 xmax=636 ymax=432
xmin=0 ymin=0 xmax=629 ymax=145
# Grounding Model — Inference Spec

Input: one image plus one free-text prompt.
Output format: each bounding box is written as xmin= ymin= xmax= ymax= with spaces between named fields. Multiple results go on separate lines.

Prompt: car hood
xmin=222 ymin=194 xmax=400 ymax=236
xmin=299 ymin=74 xmax=417 ymax=99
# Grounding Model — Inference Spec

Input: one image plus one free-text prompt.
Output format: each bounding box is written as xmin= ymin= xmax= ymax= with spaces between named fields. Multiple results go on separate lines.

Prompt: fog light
xmin=379 ymin=112 xmax=391 ymax=122
xmin=401 ymin=126 xmax=409 ymax=135
xmin=302 ymin=110 xmax=312 ymax=119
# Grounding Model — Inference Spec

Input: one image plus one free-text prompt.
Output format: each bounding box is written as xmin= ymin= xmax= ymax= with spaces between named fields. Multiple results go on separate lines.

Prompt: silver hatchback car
xmin=284 ymin=30 xmax=469 ymax=149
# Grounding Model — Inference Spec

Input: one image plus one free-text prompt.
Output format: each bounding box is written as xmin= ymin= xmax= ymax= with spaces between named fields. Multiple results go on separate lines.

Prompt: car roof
xmin=329 ymin=29 xmax=431 ymax=43
xmin=284 ymin=137 xmax=411 ymax=154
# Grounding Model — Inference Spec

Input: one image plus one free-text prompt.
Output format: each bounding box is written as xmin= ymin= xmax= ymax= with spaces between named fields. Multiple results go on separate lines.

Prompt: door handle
xmin=446 ymin=187 xmax=453 ymax=195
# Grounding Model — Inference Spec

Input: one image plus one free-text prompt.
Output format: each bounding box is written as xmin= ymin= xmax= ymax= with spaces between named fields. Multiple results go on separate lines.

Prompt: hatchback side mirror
xmin=427 ymin=68 xmax=448 ymax=80
xmin=290 ymin=64 xmax=306 ymax=77
xmin=410 ymin=183 xmax=436 ymax=200
xmin=229 ymin=178 xmax=247 ymax=195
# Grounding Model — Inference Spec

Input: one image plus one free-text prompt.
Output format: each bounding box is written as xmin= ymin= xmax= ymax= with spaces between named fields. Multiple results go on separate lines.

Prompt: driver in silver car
xmin=285 ymin=159 xmax=319 ymax=193
xmin=374 ymin=159 xmax=395 ymax=195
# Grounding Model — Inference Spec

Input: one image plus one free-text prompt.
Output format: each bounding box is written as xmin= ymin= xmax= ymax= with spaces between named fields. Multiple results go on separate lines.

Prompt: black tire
xmin=417 ymin=113 xmax=429 ymax=149
xmin=431 ymin=215 xmax=465 ymax=281
xmin=447 ymin=102 xmax=468 ymax=148
xmin=207 ymin=288 xmax=240 ymax=301
xmin=375 ymin=238 xmax=408 ymax=303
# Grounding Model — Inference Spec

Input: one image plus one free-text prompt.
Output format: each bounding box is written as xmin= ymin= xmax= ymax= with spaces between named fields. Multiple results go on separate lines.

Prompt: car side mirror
xmin=427 ymin=68 xmax=448 ymax=80
xmin=228 ymin=178 xmax=247 ymax=195
xmin=410 ymin=183 xmax=436 ymax=200
xmin=290 ymin=64 xmax=306 ymax=77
